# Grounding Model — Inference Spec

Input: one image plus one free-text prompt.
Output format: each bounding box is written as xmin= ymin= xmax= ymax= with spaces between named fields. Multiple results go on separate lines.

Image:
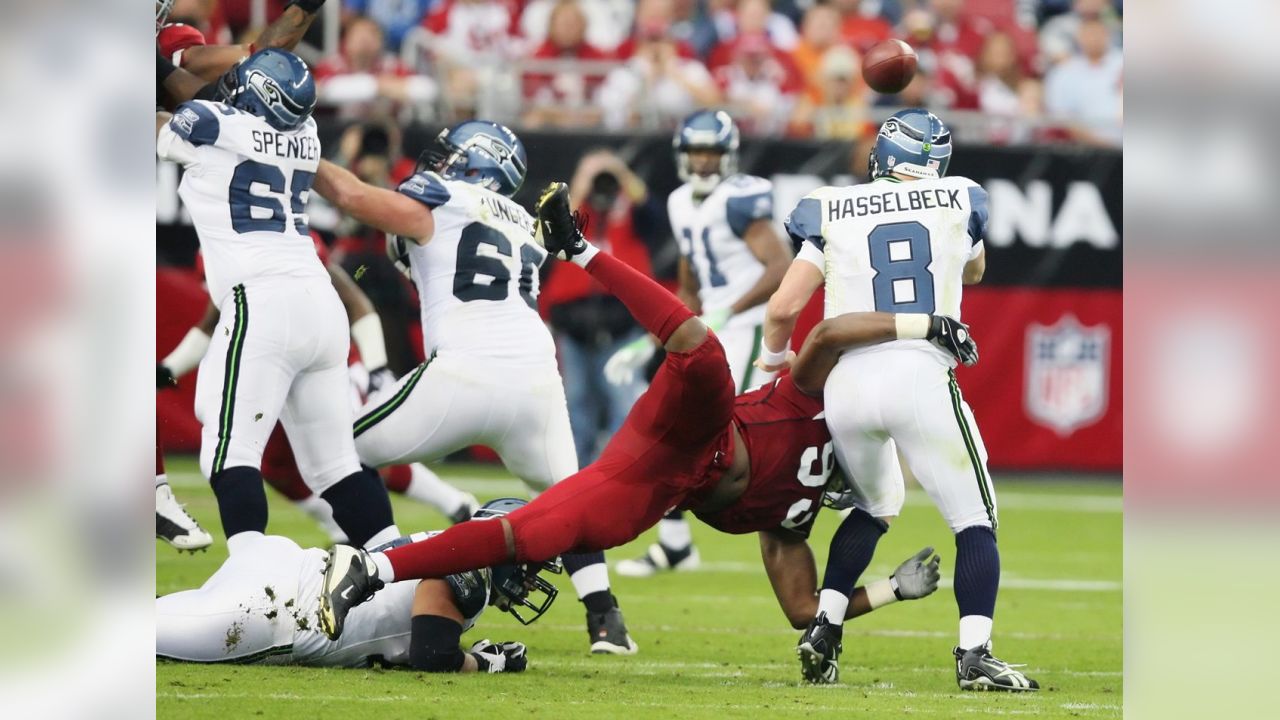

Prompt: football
xmin=862 ymin=39 xmax=918 ymax=94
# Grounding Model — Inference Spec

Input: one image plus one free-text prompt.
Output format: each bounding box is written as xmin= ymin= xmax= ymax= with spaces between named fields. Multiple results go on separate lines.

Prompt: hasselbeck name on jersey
xmin=828 ymin=187 xmax=964 ymax=220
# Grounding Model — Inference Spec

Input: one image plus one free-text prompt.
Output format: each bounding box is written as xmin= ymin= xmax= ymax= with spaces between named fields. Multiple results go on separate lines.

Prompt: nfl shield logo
xmin=1025 ymin=315 xmax=1110 ymax=436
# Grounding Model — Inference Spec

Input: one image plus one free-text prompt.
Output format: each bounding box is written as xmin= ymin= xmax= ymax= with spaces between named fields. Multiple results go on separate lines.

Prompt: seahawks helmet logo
xmin=246 ymin=68 xmax=306 ymax=114
xmin=466 ymin=133 xmax=515 ymax=164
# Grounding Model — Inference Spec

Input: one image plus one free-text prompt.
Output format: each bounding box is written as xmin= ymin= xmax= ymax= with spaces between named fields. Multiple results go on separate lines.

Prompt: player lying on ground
xmin=317 ymin=182 xmax=970 ymax=647
xmin=158 ymin=498 xmax=546 ymax=673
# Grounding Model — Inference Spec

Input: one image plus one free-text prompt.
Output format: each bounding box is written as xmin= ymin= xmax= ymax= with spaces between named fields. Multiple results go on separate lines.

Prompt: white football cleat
xmin=614 ymin=543 xmax=700 ymax=578
xmin=156 ymin=484 xmax=213 ymax=552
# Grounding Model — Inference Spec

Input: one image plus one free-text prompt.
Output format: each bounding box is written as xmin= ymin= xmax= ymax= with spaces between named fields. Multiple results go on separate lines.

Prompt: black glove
xmin=927 ymin=316 xmax=978 ymax=367
xmin=287 ymin=0 xmax=327 ymax=13
xmin=157 ymin=364 xmax=178 ymax=389
xmin=468 ymin=640 xmax=528 ymax=673
xmin=365 ymin=367 xmax=395 ymax=397
xmin=534 ymin=182 xmax=587 ymax=260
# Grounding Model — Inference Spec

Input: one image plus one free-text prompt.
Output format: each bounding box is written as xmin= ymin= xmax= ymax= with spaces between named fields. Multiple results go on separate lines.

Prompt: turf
xmin=157 ymin=457 xmax=1121 ymax=719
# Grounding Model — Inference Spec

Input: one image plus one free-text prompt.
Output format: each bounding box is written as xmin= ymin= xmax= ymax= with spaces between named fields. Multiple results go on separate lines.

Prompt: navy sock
xmin=580 ymin=591 xmax=616 ymax=614
xmin=562 ymin=551 xmax=606 ymax=576
xmin=321 ymin=465 xmax=395 ymax=548
xmin=820 ymin=508 xmax=888 ymax=593
xmin=664 ymin=510 xmax=684 ymax=521
xmin=954 ymin=525 xmax=1000 ymax=618
xmin=210 ymin=466 xmax=268 ymax=538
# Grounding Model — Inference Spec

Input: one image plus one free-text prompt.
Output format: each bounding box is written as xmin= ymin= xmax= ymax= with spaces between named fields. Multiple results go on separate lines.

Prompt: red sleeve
xmin=422 ymin=0 xmax=452 ymax=33
xmin=158 ymin=23 xmax=207 ymax=65
xmin=310 ymin=232 xmax=332 ymax=267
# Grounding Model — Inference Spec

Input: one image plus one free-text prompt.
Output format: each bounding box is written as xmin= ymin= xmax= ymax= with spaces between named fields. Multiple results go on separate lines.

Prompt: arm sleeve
xmin=795 ymin=240 xmax=824 ymax=269
xmin=397 ymin=171 xmax=452 ymax=209
xmin=443 ymin=569 xmax=490 ymax=620
xmin=724 ymin=179 xmax=775 ymax=238
xmin=783 ymin=196 xmax=824 ymax=254
xmin=409 ymin=615 xmax=466 ymax=672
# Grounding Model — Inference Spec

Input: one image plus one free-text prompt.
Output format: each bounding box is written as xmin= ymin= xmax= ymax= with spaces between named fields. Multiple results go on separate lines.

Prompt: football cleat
xmin=534 ymin=182 xmax=588 ymax=260
xmin=954 ymin=643 xmax=1040 ymax=691
xmin=318 ymin=545 xmax=384 ymax=640
xmin=156 ymin=484 xmax=212 ymax=552
xmin=614 ymin=543 xmax=701 ymax=578
xmin=586 ymin=604 xmax=639 ymax=655
xmin=797 ymin=612 xmax=843 ymax=684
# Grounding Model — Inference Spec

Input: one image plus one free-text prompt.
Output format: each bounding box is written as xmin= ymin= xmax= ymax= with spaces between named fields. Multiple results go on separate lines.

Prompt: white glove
xmin=891 ymin=547 xmax=942 ymax=600
xmin=468 ymin=639 xmax=528 ymax=673
xmin=604 ymin=336 xmax=656 ymax=387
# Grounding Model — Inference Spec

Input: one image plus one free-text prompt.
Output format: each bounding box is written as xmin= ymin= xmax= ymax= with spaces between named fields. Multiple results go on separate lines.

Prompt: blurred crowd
xmin=168 ymin=0 xmax=1121 ymax=146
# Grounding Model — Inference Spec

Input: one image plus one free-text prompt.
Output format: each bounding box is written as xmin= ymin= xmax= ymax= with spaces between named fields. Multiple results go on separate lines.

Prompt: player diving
xmin=315 ymin=180 xmax=974 ymax=664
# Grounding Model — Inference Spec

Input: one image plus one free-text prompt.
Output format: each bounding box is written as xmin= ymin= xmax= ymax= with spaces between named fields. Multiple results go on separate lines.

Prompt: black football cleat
xmin=954 ymin=643 xmax=1040 ymax=691
xmin=534 ymin=182 xmax=588 ymax=260
xmin=797 ymin=612 xmax=843 ymax=684
xmin=586 ymin=604 xmax=638 ymax=655
xmin=318 ymin=545 xmax=383 ymax=640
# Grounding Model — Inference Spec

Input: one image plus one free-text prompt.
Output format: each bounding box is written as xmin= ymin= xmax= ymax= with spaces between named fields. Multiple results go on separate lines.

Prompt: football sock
xmin=954 ymin=525 xmax=1000 ymax=649
xmin=294 ymin=494 xmax=346 ymax=544
xmin=820 ymin=508 xmax=888 ymax=598
xmin=321 ymin=466 xmax=398 ymax=550
xmin=384 ymin=517 xmax=510 ymax=581
xmin=657 ymin=511 xmax=693 ymax=552
xmin=582 ymin=250 xmax=694 ymax=345
xmin=817 ymin=589 xmax=850 ymax=626
xmin=210 ymin=466 xmax=269 ymax=538
xmin=155 ymin=474 xmax=168 ymax=488
xmin=564 ymin=554 xmax=610 ymax=600
xmin=580 ymin=591 xmax=615 ymax=615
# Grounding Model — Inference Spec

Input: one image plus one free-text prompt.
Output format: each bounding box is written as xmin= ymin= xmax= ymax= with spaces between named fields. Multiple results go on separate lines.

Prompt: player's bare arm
xmin=759 ymin=530 xmax=941 ymax=629
xmin=759 ymin=259 xmax=824 ymax=371
xmin=729 ymin=219 xmax=791 ymax=315
xmin=181 ymin=2 xmax=325 ymax=83
xmin=963 ymin=245 xmax=986 ymax=285
xmin=314 ymin=159 xmax=436 ymax=242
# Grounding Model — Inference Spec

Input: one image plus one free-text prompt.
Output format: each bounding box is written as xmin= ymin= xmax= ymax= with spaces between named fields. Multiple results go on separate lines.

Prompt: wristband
xmin=894 ymin=313 xmax=930 ymax=340
xmin=865 ymin=578 xmax=899 ymax=610
xmin=759 ymin=339 xmax=789 ymax=367
xmin=287 ymin=0 xmax=326 ymax=13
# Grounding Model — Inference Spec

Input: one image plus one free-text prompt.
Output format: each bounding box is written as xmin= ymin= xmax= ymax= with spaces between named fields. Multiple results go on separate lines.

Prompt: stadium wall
xmin=159 ymin=130 xmax=1121 ymax=471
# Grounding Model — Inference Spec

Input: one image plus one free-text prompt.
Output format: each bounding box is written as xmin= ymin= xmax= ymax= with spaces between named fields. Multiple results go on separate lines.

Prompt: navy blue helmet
xmin=221 ymin=49 xmax=317 ymax=132
xmin=420 ymin=121 xmax=528 ymax=197
xmin=472 ymin=498 xmax=562 ymax=625
xmin=869 ymin=108 xmax=952 ymax=181
xmin=673 ymin=109 xmax=740 ymax=194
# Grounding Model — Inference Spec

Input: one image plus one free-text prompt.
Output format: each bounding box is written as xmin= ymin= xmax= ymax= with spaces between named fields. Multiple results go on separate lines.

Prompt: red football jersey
xmin=694 ymin=375 xmax=835 ymax=538
xmin=158 ymin=23 xmax=207 ymax=65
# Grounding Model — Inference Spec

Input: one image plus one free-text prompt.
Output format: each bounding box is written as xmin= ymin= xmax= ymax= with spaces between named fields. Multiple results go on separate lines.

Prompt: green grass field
xmin=157 ymin=457 xmax=1121 ymax=719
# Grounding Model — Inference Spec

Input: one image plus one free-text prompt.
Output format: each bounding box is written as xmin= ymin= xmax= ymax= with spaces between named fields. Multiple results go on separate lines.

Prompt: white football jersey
xmin=396 ymin=172 xmax=556 ymax=369
xmin=668 ymin=174 xmax=776 ymax=327
xmin=785 ymin=175 xmax=988 ymax=363
xmin=157 ymin=100 xmax=328 ymax=305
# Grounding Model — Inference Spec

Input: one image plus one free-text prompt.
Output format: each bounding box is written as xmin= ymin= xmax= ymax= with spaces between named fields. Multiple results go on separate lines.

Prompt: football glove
xmin=468 ymin=640 xmax=528 ymax=673
xmin=157 ymin=364 xmax=178 ymax=389
xmin=534 ymin=182 xmax=588 ymax=260
xmin=891 ymin=546 xmax=942 ymax=600
xmin=365 ymin=366 xmax=396 ymax=397
xmin=604 ymin=336 xmax=657 ymax=387
xmin=928 ymin=316 xmax=978 ymax=367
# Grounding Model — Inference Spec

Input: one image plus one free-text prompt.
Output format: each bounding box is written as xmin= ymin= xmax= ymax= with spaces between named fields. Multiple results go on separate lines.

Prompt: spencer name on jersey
xmin=785 ymin=175 xmax=988 ymax=364
xmin=396 ymin=171 xmax=557 ymax=369
xmin=827 ymin=187 xmax=964 ymax=220
xmin=157 ymin=100 xmax=328 ymax=305
xmin=251 ymin=129 xmax=320 ymax=161
xmin=668 ymin=174 xmax=775 ymax=326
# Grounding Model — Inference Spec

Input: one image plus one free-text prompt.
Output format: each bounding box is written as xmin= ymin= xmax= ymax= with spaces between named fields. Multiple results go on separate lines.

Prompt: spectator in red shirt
xmin=929 ymin=0 xmax=993 ymax=62
xmin=899 ymin=5 xmax=979 ymax=110
xmin=830 ymin=0 xmax=893 ymax=53
xmin=975 ymin=31 xmax=1043 ymax=142
xmin=522 ymin=0 xmax=613 ymax=129
xmin=598 ymin=10 xmax=720 ymax=130
xmin=714 ymin=33 xmax=802 ymax=135
xmin=615 ymin=0 xmax=697 ymax=60
xmin=706 ymin=0 xmax=799 ymax=68
xmin=421 ymin=0 xmax=522 ymax=120
xmin=314 ymin=16 xmax=437 ymax=121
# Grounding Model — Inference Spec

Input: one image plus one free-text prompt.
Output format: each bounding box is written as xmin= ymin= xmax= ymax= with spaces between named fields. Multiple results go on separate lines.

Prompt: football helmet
xmin=420 ymin=121 xmax=527 ymax=197
xmin=221 ymin=49 xmax=317 ymax=132
xmin=156 ymin=0 xmax=175 ymax=35
xmin=472 ymin=498 xmax=563 ymax=625
xmin=868 ymin=108 xmax=952 ymax=181
xmin=674 ymin=109 xmax=740 ymax=195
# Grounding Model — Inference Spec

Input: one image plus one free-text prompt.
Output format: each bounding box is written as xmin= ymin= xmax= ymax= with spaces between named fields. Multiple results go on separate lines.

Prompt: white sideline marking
xmin=159 ymin=692 xmax=411 ymax=702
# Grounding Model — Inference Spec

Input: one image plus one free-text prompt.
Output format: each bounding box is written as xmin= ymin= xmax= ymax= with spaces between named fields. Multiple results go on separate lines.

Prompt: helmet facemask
xmin=488 ymin=558 xmax=563 ymax=625
xmin=156 ymin=0 xmax=175 ymax=35
xmin=678 ymin=146 xmax=737 ymax=196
